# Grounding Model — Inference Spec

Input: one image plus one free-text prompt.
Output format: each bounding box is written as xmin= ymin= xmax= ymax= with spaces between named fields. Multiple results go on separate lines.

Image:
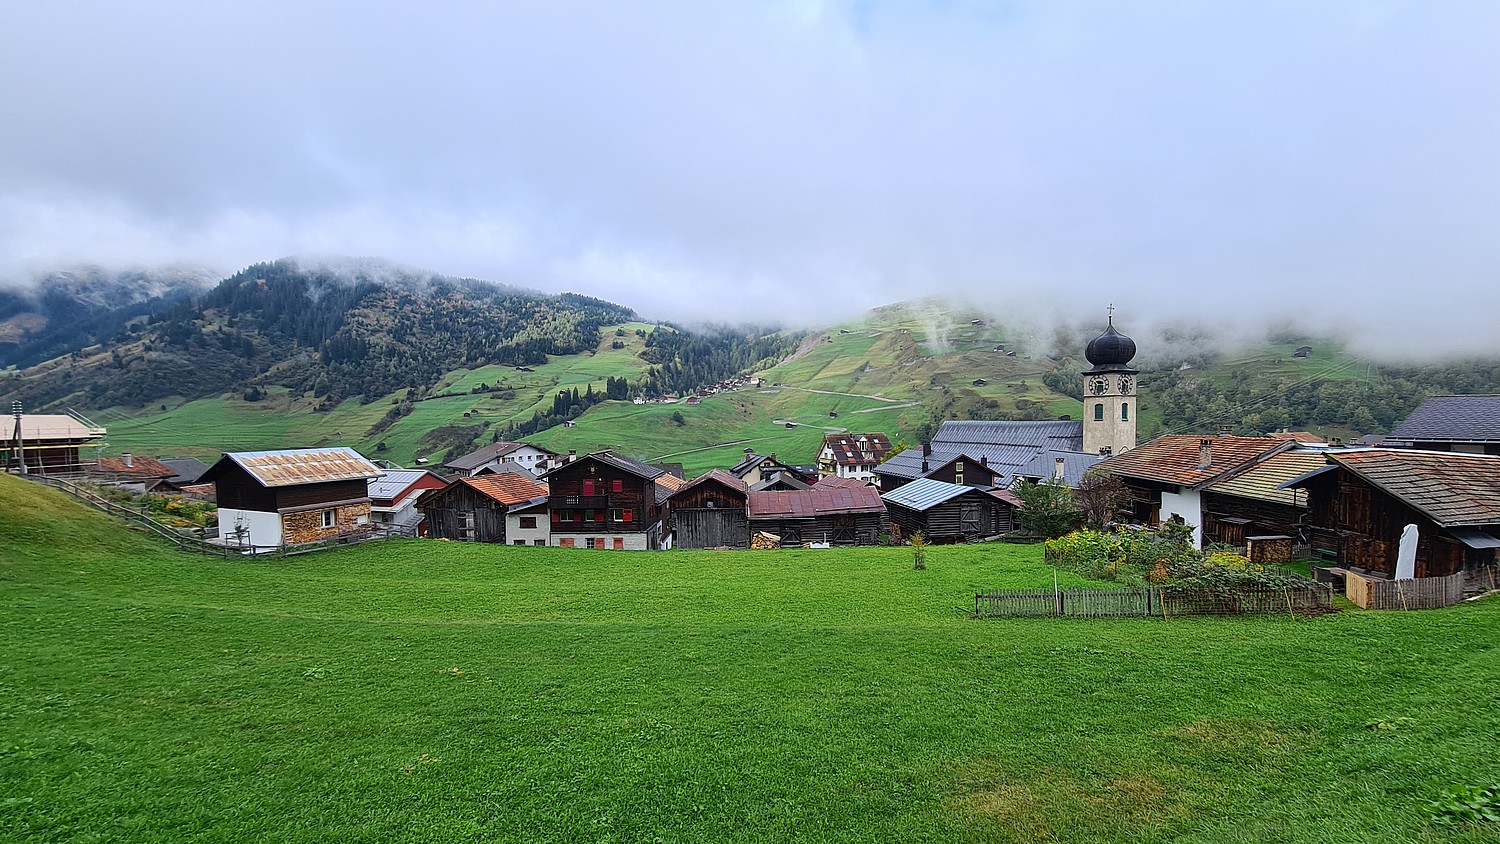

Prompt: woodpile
xmin=751 ymin=531 xmax=782 ymax=550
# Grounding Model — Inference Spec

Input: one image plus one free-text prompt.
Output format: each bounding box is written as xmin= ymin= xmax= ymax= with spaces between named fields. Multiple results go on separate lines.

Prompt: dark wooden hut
xmin=881 ymin=478 xmax=1016 ymax=544
xmin=667 ymin=470 xmax=750 ymax=549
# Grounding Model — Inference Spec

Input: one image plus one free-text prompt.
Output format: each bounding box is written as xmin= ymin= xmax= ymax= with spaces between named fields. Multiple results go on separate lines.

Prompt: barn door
xmin=960 ymin=503 xmax=983 ymax=533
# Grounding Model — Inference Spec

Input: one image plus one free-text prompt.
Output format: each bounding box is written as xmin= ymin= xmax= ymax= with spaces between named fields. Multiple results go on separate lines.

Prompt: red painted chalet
xmin=541 ymin=451 xmax=664 ymax=550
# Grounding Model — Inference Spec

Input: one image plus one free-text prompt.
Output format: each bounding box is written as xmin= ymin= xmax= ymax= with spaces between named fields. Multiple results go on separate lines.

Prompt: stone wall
xmin=282 ymin=503 xmax=372 ymax=545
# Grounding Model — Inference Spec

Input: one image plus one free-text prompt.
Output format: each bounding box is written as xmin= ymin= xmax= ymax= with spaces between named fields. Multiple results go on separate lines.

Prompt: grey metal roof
xmin=873 ymin=449 xmax=967 ymax=481
xmin=881 ymin=477 xmax=973 ymax=511
xmin=1449 ymin=527 xmax=1500 ymax=549
xmin=1388 ymin=395 xmax=1500 ymax=443
xmin=1014 ymin=450 xmax=1108 ymax=487
xmin=159 ymin=457 xmax=210 ymax=485
xmin=543 ymin=450 xmax=664 ymax=481
xmin=368 ymin=469 xmax=437 ymax=500
xmin=932 ymin=420 xmax=1085 ymax=452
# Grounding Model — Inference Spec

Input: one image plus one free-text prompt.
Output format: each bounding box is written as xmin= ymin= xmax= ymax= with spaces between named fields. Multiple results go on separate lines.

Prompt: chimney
xmin=1218 ymin=425 xmax=1233 ymax=438
xmin=769 ymin=453 xmax=776 ymax=462
xmin=568 ymin=450 xmax=577 ymax=463
xmin=922 ymin=442 xmax=932 ymax=457
xmin=745 ymin=447 xmax=754 ymax=456
xmin=122 ymin=452 xmax=133 ymax=468
xmin=980 ymin=455 xmax=988 ymax=467
xmin=921 ymin=459 xmax=930 ymax=473
xmin=1099 ymin=446 xmax=1112 ymax=457
xmin=1053 ymin=457 xmax=1066 ymax=481
xmin=1198 ymin=439 xmax=1213 ymax=470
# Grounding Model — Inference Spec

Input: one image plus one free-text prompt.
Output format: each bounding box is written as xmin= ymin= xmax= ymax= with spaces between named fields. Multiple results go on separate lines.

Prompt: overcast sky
xmin=3 ymin=1 xmax=1499 ymax=353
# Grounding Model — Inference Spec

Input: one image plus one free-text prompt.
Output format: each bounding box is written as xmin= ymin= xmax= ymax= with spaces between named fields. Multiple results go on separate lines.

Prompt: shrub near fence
xmin=973 ymin=583 xmax=1333 ymax=619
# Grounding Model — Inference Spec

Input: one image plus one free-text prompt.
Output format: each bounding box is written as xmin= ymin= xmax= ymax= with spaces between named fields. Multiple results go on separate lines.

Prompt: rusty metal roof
xmin=1096 ymin=435 xmax=1291 ymax=488
xmin=748 ymin=476 xmax=884 ymax=519
xmin=1206 ymin=450 xmax=1329 ymax=506
xmin=94 ymin=455 xmax=177 ymax=479
xmin=224 ymin=447 xmax=384 ymax=487
xmin=1330 ymin=449 xmax=1500 ymax=527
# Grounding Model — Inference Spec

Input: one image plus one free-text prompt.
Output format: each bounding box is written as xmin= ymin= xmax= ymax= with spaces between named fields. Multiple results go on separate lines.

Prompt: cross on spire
xmin=1107 ymin=303 xmax=1115 ymax=326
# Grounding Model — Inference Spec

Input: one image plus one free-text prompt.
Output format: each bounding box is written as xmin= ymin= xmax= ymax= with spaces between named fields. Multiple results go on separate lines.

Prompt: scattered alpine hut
xmin=747 ymin=476 xmax=887 ymax=547
xmin=666 ymin=469 xmax=751 ymax=550
xmin=542 ymin=450 xmax=665 ymax=550
xmin=419 ymin=472 xmax=547 ymax=544
xmin=200 ymin=447 xmax=384 ymax=548
xmin=881 ymin=477 xmax=1016 ymax=544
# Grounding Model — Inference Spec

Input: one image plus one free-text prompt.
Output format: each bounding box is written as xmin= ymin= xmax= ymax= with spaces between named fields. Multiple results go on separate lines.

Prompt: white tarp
xmin=1395 ymin=523 xmax=1418 ymax=580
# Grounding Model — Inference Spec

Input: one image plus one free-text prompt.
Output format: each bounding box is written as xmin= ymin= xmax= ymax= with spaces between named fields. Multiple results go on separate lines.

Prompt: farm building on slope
xmin=0 ymin=412 xmax=107 ymax=474
xmin=200 ymin=447 xmax=384 ymax=548
xmin=542 ymin=451 xmax=665 ymax=550
xmin=368 ymin=468 xmax=450 ymax=534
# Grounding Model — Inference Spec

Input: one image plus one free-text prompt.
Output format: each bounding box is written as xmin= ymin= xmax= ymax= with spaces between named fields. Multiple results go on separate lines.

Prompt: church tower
xmin=1081 ymin=308 xmax=1138 ymax=456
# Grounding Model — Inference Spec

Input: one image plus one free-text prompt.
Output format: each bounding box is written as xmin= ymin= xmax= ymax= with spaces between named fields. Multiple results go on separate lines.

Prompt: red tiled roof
xmin=822 ymin=433 xmax=892 ymax=466
xmin=463 ymin=473 xmax=549 ymax=505
xmin=1096 ymin=435 xmax=1290 ymax=487
xmin=748 ymin=479 xmax=884 ymax=518
xmin=95 ymin=455 xmax=176 ymax=478
xmin=1268 ymin=431 xmax=1325 ymax=443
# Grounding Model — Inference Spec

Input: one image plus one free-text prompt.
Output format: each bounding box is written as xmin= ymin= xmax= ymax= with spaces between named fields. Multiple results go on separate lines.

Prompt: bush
xmin=1043 ymin=525 xmax=1288 ymax=590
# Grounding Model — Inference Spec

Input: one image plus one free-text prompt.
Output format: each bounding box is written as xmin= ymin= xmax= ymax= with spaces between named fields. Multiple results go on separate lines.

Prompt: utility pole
xmin=11 ymin=401 xmax=26 ymax=475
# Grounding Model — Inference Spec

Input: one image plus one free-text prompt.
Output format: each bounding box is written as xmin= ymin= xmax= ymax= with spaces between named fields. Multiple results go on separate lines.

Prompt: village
xmin=6 ymin=315 xmax=1499 ymax=611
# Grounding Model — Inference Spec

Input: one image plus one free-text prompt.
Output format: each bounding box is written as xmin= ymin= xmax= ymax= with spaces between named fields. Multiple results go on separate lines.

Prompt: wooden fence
xmin=21 ymin=474 xmax=413 ymax=558
xmin=1345 ymin=571 xmax=1466 ymax=610
xmin=973 ymin=583 xmax=1333 ymax=619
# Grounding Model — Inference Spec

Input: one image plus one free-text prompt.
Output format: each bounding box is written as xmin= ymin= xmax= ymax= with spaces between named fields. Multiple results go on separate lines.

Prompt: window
xmin=519 ymin=516 xmax=537 ymax=529
xmin=533 ymin=539 xmax=545 ymax=546
xmin=954 ymin=464 xmax=964 ymax=485
xmin=610 ymin=508 xmax=623 ymax=522
xmin=584 ymin=509 xmax=594 ymax=522
xmin=613 ymin=537 xmax=624 ymax=550
xmin=586 ymin=537 xmax=599 ymax=549
xmin=321 ymin=509 xmax=336 ymax=529
xmin=512 ymin=539 xmax=525 ymax=546
xmin=611 ymin=479 xmax=623 ymax=493
xmin=1121 ymin=402 xmax=1129 ymax=421
xmin=1094 ymin=403 xmax=1104 ymax=421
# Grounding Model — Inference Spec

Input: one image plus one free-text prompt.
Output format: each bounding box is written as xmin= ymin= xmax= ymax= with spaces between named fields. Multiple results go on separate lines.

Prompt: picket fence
xmin=973 ymin=583 xmax=1333 ymax=619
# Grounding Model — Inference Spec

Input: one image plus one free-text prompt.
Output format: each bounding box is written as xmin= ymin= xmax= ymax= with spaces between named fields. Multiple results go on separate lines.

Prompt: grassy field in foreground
xmin=3 ymin=476 xmax=1500 ymax=843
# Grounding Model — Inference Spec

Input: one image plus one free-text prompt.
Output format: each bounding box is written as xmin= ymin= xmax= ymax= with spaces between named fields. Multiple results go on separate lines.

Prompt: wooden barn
xmin=881 ymin=477 xmax=1017 ymax=544
xmin=420 ymin=473 xmax=547 ymax=543
xmin=667 ymin=470 xmax=750 ymax=549
xmin=747 ymin=476 xmax=887 ymax=547
xmin=542 ymin=451 xmax=664 ymax=550
xmin=1199 ymin=449 xmax=1328 ymax=546
xmin=200 ymin=447 xmax=383 ymax=548
xmin=1284 ymin=449 xmax=1500 ymax=578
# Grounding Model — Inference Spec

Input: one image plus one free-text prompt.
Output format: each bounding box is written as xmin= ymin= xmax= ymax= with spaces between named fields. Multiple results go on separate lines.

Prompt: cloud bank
xmin=2 ymin=1 xmax=1498 ymax=355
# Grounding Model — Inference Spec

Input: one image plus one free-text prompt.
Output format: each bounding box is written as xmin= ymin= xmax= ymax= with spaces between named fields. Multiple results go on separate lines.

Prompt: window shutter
xmin=613 ymin=537 xmax=624 ymax=550
xmin=551 ymin=511 xmax=560 ymax=523
xmin=623 ymin=508 xmax=634 ymax=523
xmin=612 ymin=479 xmax=623 ymax=493
xmin=595 ymin=509 xmax=605 ymax=522
xmin=583 ymin=479 xmax=595 ymax=496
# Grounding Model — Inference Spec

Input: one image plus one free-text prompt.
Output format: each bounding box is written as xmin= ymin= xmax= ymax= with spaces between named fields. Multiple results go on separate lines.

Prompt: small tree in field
xmin=910 ymin=531 xmax=928 ymax=570
xmin=1015 ymin=479 xmax=1079 ymax=539
xmin=1074 ymin=470 xmax=1131 ymax=528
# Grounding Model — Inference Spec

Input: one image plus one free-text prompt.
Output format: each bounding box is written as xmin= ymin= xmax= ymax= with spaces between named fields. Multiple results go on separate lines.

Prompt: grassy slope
xmin=93 ymin=305 xmax=1375 ymax=473
xmin=3 ymin=474 xmax=1499 ymax=843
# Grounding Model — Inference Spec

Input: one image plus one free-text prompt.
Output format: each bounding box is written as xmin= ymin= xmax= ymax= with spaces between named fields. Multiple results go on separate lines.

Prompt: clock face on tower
xmin=1090 ymin=378 xmax=1109 ymax=396
xmin=1118 ymin=376 xmax=1132 ymax=394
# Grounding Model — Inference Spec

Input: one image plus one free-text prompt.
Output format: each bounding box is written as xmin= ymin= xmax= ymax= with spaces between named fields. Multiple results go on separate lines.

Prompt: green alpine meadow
xmin=3 ymin=473 xmax=1497 ymax=842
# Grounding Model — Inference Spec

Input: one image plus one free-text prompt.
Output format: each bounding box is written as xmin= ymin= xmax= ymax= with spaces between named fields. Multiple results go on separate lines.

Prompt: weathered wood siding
xmin=548 ymin=458 xmax=657 ymax=534
xmin=209 ymin=461 xmax=277 ymax=512
xmin=274 ymin=479 xmax=368 ymax=511
xmin=421 ymin=484 xmax=508 ymax=543
xmin=748 ymin=512 xmax=887 ymax=546
xmin=1303 ymin=466 xmax=1487 ymax=577
xmin=1202 ymin=492 xmax=1307 ymax=545
xmin=887 ymin=494 xmax=1013 ymax=544
xmin=673 ymin=509 xmax=751 ymax=549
